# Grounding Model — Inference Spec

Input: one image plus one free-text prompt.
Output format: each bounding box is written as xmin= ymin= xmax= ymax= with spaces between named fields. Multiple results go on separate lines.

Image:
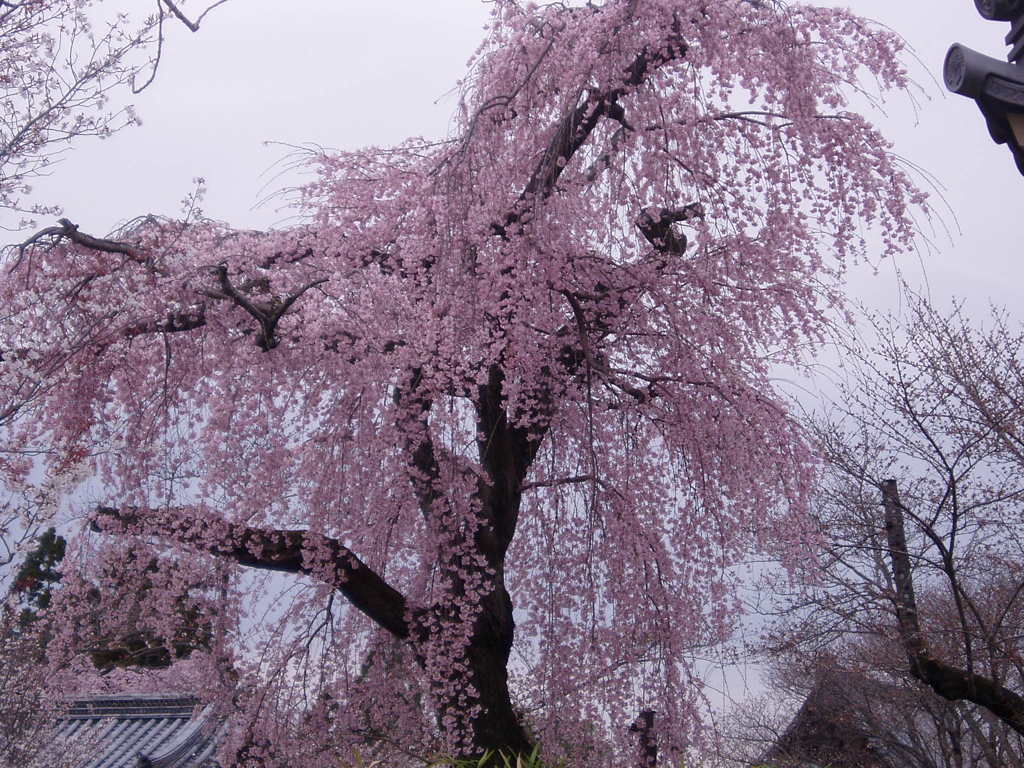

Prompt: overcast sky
xmin=9 ymin=0 xmax=1019 ymax=714
xmin=19 ymin=1 xmax=1022 ymax=312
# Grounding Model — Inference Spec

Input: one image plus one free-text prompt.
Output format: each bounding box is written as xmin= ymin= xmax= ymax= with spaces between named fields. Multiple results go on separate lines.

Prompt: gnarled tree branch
xmin=8 ymin=219 xmax=141 ymax=272
xmin=92 ymin=506 xmax=411 ymax=639
xmin=212 ymin=264 xmax=327 ymax=350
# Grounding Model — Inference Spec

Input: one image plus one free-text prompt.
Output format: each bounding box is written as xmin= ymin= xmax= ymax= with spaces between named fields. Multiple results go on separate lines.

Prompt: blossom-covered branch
xmin=91 ymin=505 xmax=412 ymax=639
xmin=0 ymin=0 xmax=929 ymax=762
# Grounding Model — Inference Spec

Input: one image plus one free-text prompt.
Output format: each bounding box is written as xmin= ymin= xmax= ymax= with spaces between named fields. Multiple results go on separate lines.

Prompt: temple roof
xmin=55 ymin=694 xmax=220 ymax=768
xmin=757 ymin=670 xmax=887 ymax=768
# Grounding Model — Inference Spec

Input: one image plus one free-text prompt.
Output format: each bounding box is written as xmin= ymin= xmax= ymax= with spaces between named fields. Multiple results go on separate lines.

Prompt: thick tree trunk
xmin=630 ymin=709 xmax=658 ymax=768
xmin=466 ymin=646 xmax=532 ymax=756
xmin=466 ymin=585 xmax=532 ymax=758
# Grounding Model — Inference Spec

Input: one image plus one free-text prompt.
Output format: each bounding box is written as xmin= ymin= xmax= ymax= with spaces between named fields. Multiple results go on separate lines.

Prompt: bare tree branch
xmin=883 ymin=480 xmax=1024 ymax=735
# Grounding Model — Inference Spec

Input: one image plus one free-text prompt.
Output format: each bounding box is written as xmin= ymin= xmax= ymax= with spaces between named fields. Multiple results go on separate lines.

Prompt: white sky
xmin=834 ymin=0 xmax=1022 ymax=313
xmin=17 ymin=0 xmax=1022 ymax=318
xmin=24 ymin=1 xmax=491 ymax=230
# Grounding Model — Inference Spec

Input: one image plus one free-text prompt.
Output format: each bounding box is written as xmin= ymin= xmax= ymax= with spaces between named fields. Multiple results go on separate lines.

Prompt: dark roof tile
xmin=55 ymin=694 xmax=220 ymax=768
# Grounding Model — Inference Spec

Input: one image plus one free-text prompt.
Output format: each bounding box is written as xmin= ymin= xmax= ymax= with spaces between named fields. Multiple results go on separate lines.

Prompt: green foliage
xmin=428 ymin=745 xmax=563 ymax=768
xmin=333 ymin=746 xmax=550 ymax=768
xmin=10 ymin=527 xmax=66 ymax=629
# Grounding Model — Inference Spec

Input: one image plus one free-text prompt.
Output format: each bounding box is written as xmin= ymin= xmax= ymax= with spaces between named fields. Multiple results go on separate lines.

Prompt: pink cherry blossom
xmin=0 ymin=1 xmax=926 ymax=765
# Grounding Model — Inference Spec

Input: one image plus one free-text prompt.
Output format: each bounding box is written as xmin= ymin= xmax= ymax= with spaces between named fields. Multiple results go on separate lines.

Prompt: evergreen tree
xmin=9 ymin=527 xmax=65 ymax=630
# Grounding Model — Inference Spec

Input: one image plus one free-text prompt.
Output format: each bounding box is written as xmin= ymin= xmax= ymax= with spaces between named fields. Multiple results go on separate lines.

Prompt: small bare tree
xmin=0 ymin=0 xmax=230 ymax=222
xmin=768 ymin=293 xmax=1024 ymax=748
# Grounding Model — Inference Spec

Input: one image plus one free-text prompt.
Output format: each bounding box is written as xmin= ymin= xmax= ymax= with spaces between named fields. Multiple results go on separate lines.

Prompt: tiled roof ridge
xmin=55 ymin=694 xmax=222 ymax=767
xmin=146 ymin=704 xmax=219 ymax=768
xmin=65 ymin=694 xmax=200 ymax=719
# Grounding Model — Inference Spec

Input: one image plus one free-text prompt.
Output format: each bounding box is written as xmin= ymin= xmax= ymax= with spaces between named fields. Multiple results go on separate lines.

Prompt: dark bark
xmin=78 ymin=16 xmax=698 ymax=759
xmin=92 ymin=505 xmax=531 ymax=758
xmin=630 ymin=709 xmax=658 ymax=768
xmin=455 ymin=31 xmax=695 ymax=741
xmin=462 ymin=584 xmax=533 ymax=758
xmin=492 ymin=31 xmax=689 ymax=239
xmin=209 ymin=264 xmax=326 ymax=350
xmin=635 ymin=204 xmax=703 ymax=257
xmin=476 ymin=364 xmax=540 ymax=561
xmin=882 ymin=480 xmax=1024 ymax=735
xmin=882 ymin=479 xmax=925 ymax=665
xmin=30 ymin=218 xmax=141 ymax=258
xmin=393 ymin=368 xmax=445 ymax=522
xmin=400 ymin=364 xmax=540 ymax=760
xmin=92 ymin=506 xmax=411 ymax=638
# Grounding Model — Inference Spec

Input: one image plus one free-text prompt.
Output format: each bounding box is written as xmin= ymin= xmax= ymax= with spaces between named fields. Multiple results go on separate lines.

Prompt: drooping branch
xmin=1 ymin=302 xmax=204 ymax=372
xmin=493 ymin=31 xmax=689 ymax=238
xmin=92 ymin=506 xmax=411 ymax=639
xmin=475 ymin=29 xmax=694 ymax=501
xmin=882 ymin=480 xmax=1024 ymax=734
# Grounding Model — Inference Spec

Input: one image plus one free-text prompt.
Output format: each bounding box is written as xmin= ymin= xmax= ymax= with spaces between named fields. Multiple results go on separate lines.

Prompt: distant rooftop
xmin=758 ymin=669 xmax=886 ymax=768
xmin=56 ymin=694 xmax=221 ymax=768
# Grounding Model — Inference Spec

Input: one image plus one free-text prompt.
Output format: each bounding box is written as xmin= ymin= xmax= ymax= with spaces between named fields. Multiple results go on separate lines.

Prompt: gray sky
xmin=20 ymin=1 xmax=1022 ymax=311
xmin=836 ymin=0 xmax=1022 ymax=313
